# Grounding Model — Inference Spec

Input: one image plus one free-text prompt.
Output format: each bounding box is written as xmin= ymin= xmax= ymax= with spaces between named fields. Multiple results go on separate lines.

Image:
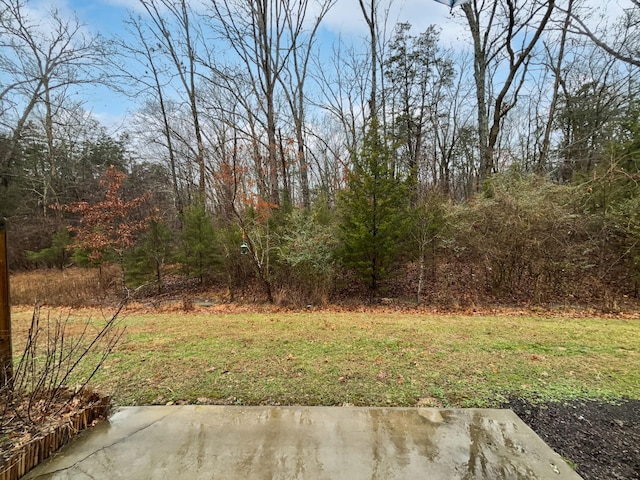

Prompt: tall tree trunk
xmin=538 ymin=0 xmax=573 ymax=172
xmin=462 ymin=0 xmax=555 ymax=188
xmin=43 ymin=80 xmax=56 ymax=217
xmin=139 ymin=0 xmax=206 ymax=203
xmin=278 ymin=129 xmax=291 ymax=206
xmin=297 ymin=123 xmax=310 ymax=209
xmin=0 ymin=81 xmax=44 ymax=190
xmin=359 ymin=0 xmax=377 ymax=117
xmin=463 ymin=2 xmax=492 ymax=188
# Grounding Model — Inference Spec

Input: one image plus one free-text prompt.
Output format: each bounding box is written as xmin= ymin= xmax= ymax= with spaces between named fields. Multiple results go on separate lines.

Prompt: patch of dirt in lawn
xmin=508 ymin=398 xmax=640 ymax=480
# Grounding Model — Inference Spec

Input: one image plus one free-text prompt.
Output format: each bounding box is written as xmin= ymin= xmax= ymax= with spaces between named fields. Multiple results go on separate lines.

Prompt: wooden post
xmin=0 ymin=217 xmax=12 ymax=386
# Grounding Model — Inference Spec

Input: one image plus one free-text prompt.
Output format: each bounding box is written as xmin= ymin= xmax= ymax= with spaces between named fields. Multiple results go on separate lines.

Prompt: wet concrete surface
xmin=23 ymin=406 xmax=583 ymax=479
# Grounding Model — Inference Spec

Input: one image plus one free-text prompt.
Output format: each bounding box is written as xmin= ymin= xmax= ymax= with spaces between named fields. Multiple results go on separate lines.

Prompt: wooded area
xmin=1 ymin=0 xmax=639 ymax=307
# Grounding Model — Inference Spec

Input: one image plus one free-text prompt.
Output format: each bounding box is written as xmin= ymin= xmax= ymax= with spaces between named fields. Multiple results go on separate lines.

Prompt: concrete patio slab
xmin=23 ymin=406 xmax=582 ymax=479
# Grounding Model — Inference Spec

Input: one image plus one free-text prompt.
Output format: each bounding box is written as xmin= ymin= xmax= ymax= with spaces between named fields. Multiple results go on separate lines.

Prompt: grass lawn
xmin=9 ymin=307 xmax=640 ymax=408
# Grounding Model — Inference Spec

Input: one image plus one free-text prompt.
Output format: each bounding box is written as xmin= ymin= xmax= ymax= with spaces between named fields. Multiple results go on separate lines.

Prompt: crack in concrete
xmin=29 ymin=409 xmax=179 ymax=479
xmin=76 ymin=465 xmax=99 ymax=480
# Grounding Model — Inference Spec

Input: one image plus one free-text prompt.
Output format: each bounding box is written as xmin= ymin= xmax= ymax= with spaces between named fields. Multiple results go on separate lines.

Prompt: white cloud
xmin=581 ymin=0 xmax=633 ymax=22
xmin=100 ymin=0 xmax=146 ymax=11
xmin=21 ymin=0 xmax=81 ymax=34
xmin=99 ymin=0 xmax=210 ymax=14
xmin=403 ymin=0 xmax=469 ymax=44
xmin=93 ymin=110 xmax=129 ymax=134
xmin=321 ymin=0 xmax=468 ymax=46
xmin=321 ymin=0 xmax=367 ymax=36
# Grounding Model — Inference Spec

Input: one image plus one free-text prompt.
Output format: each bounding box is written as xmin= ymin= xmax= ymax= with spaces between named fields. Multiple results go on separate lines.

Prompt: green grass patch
xmin=10 ymin=309 xmax=640 ymax=408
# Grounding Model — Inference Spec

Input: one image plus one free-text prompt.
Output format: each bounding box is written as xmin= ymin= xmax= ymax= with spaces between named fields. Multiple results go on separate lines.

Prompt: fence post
xmin=0 ymin=217 xmax=12 ymax=386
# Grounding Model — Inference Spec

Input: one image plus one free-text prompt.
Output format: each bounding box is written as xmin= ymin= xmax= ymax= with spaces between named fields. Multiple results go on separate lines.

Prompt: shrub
xmin=446 ymin=172 xmax=583 ymax=301
xmin=25 ymin=229 xmax=72 ymax=270
xmin=276 ymin=204 xmax=339 ymax=305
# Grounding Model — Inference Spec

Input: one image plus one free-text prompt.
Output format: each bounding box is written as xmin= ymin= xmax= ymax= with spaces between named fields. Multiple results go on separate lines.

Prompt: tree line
xmin=1 ymin=0 xmax=638 ymax=306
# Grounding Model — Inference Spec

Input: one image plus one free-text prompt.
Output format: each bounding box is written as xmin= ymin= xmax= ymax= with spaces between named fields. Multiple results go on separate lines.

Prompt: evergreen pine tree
xmin=338 ymin=117 xmax=410 ymax=291
xmin=179 ymin=204 xmax=220 ymax=283
xmin=26 ymin=228 xmax=72 ymax=269
xmin=126 ymin=218 xmax=174 ymax=291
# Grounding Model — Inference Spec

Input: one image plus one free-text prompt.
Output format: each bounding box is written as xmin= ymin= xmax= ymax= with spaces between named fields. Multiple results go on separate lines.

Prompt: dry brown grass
xmin=10 ymin=267 xmax=121 ymax=307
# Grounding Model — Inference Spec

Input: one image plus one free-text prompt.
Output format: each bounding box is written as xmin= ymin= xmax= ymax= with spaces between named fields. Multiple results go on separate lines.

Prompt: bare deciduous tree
xmin=568 ymin=0 xmax=640 ymax=67
xmin=135 ymin=0 xmax=207 ymax=203
xmin=0 ymin=0 xmax=110 ymax=207
xmin=537 ymin=0 xmax=574 ymax=171
xmin=208 ymin=0 xmax=292 ymax=206
xmin=118 ymin=12 xmax=185 ymax=216
xmin=461 ymin=0 xmax=556 ymax=186
xmin=278 ymin=0 xmax=336 ymax=209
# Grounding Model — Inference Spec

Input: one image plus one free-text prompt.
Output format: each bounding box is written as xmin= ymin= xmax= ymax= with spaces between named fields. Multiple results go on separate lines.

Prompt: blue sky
xmin=24 ymin=0 xmax=628 ymax=132
xmin=37 ymin=0 xmax=464 ymax=131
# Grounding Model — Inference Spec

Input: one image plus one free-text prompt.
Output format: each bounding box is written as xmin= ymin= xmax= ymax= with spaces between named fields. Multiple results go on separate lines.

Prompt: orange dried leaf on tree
xmin=54 ymin=166 xmax=151 ymax=264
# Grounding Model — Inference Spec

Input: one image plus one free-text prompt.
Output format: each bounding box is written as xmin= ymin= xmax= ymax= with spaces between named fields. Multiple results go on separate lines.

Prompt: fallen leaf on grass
xmin=416 ymin=397 xmax=443 ymax=408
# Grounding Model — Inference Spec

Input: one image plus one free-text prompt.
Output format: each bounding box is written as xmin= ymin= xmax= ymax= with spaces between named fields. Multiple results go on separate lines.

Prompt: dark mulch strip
xmin=507 ymin=398 xmax=640 ymax=480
